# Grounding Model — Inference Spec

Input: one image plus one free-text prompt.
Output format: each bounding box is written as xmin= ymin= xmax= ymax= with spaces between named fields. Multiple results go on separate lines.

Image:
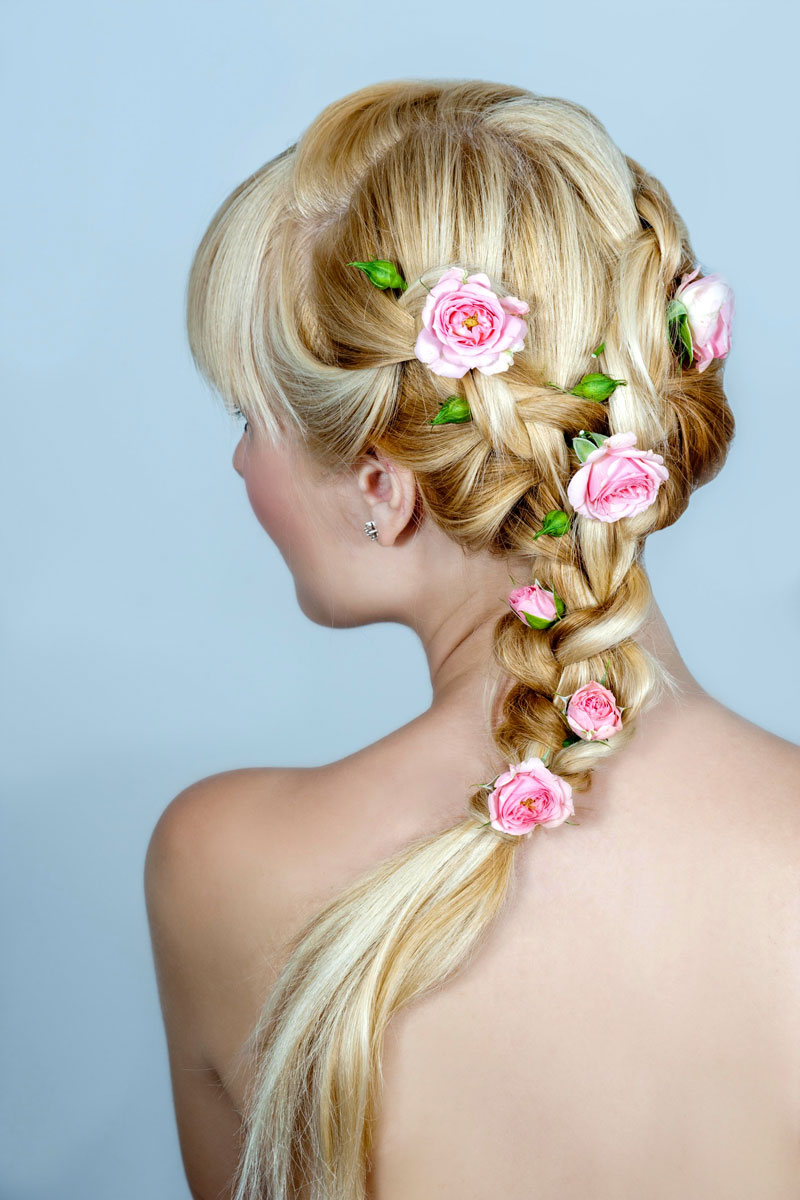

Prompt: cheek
xmin=243 ymin=461 xmax=293 ymax=538
xmin=238 ymin=439 xmax=368 ymax=627
xmin=243 ymin=465 xmax=315 ymax=574
xmin=241 ymin=445 xmax=334 ymax=577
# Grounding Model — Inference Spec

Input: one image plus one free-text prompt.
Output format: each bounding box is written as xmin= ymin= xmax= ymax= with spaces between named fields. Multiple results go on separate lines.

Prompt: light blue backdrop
xmin=2 ymin=0 xmax=797 ymax=1195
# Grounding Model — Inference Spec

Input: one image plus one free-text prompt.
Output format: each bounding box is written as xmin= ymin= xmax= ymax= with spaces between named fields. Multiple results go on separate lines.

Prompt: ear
xmin=355 ymin=450 xmax=419 ymax=546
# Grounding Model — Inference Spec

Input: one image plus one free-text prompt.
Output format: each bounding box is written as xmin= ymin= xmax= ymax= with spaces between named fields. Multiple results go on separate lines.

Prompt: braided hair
xmin=186 ymin=78 xmax=734 ymax=1200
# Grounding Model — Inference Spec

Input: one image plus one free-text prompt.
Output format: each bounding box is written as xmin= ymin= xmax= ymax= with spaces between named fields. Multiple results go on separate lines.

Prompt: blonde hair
xmin=186 ymin=79 xmax=734 ymax=1199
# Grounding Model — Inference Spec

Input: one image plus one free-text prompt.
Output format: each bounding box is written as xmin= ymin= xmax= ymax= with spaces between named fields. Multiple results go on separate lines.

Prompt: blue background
xmin=2 ymin=0 xmax=798 ymax=1194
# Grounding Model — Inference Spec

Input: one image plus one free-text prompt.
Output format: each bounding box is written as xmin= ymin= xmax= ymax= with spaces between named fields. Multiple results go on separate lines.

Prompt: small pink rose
xmin=487 ymin=757 xmax=574 ymax=835
xmin=508 ymin=581 xmax=563 ymax=630
xmin=567 ymin=431 xmax=668 ymax=523
xmin=413 ymin=267 xmax=530 ymax=379
xmin=565 ymin=680 xmax=623 ymax=741
xmin=674 ymin=269 xmax=735 ymax=373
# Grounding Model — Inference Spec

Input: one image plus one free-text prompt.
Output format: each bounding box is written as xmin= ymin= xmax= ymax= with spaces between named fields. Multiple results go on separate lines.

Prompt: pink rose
xmin=508 ymin=581 xmax=563 ymax=630
xmin=413 ymin=267 xmax=530 ymax=379
xmin=674 ymin=269 xmax=735 ymax=373
xmin=565 ymin=681 xmax=623 ymax=741
xmin=487 ymin=757 xmax=574 ymax=835
xmin=567 ymin=431 xmax=668 ymax=522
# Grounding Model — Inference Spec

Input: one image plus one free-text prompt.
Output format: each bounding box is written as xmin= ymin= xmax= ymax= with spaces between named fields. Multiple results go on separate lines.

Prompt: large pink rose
xmin=674 ymin=269 xmax=734 ymax=373
xmin=565 ymin=681 xmax=623 ymax=741
xmin=567 ymin=431 xmax=668 ymax=522
xmin=487 ymin=757 xmax=574 ymax=835
xmin=413 ymin=267 xmax=530 ymax=378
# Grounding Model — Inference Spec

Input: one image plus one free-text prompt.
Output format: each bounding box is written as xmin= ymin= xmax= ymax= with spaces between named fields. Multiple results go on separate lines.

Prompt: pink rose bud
xmin=567 ymin=430 xmax=668 ymax=522
xmin=414 ymin=267 xmax=530 ymax=379
xmin=672 ymin=269 xmax=735 ymax=373
xmin=508 ymin=581 xmax=565 ymax=630
xmin=565 ymin=680 xmax=623 ymax=741
xmin=487 ymin=757 xmax=574 ymax=835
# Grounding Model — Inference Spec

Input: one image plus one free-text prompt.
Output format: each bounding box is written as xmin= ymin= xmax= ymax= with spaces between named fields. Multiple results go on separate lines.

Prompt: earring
xmin=364 ymin=520 xmax=379 ymax=542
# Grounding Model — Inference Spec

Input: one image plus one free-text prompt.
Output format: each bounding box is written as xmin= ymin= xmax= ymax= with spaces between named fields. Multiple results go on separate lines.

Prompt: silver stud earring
xmin=363 ymin=519 xmax=379 ymax=542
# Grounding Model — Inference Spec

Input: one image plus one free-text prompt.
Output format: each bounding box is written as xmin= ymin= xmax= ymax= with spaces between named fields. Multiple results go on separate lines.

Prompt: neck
xmin=393 ymin=576 xmax=709 ymax=822
xmin=421 ymin=583 xmax=704 ymax=720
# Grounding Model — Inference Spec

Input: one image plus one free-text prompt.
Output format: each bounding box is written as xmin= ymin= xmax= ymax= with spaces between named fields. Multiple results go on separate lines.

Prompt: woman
xmin=145 ymin=79 xmax=800 ymax=1199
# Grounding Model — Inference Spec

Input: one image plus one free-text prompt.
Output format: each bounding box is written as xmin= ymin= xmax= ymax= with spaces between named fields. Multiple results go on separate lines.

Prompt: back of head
xmin=186 ymin=78 xmax=734 ymax=1199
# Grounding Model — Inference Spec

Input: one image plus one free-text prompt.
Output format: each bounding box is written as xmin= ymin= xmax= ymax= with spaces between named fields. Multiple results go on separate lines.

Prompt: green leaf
xmin=591 ymin=341 xmax=606 ymax=357
xmin=587 ymin=430 xmax=609 ymax=447
xmin=532 ymin=509 xmax=570 ymax=539
xmin=572 ymin=436 xmax=597 ymax=463
xmin=523 ymin=611 xmax=557 ymax=630
xmin=347 ymin=259 xmax=408 ymax=290
xmin=429 ymin=395 xmax=472 ymax=425
xmin=666 ymin=298 xmax=688 ymax=323
xmin=667 ymin=298 xmax=694 ymax=367
xmin=552 ymin=589 xmax=566 ymax=618
xmin=678 ymin=313 xmax=694 ymax=365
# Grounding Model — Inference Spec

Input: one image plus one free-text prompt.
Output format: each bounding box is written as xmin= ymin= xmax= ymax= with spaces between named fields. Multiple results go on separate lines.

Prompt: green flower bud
xmin=532 ymin=509 xmax=570 ymax=539
xmin=346 ymin=259 xmax=408 ymax=290
xmin=568 ymin=372 xmax=627 ymax=401
xmin=429 ymin=395 xmax=472 ymax=425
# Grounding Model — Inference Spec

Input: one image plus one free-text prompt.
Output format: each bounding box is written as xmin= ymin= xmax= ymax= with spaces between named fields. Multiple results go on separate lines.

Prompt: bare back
xmin=204 ymin=695 xmax=800 ymax=1198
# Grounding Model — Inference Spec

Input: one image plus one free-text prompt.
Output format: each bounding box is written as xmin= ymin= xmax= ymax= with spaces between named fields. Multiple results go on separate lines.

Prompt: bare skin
xmin=153 ymin=423 xmax=800 ymax=1198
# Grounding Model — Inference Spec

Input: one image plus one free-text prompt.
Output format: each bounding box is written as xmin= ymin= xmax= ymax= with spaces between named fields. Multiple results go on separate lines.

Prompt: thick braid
xmin=392 ymin=361 xmax=667 ymax=811
xmin=487 ymin=157 xmax=733 ymax=800
xmin=478 ymin=163 xmax=704 ymax=799
xmin=489 ymin=499 xmax=661 ymax=803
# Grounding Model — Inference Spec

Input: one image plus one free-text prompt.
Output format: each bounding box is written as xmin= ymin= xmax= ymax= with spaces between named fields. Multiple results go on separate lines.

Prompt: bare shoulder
xmin=144 ymin=765 xmax=326 ymax=970
xmin=145 ymin=760 xmax=411 ymax=985
xmin=145 ymin=760 xmax=420 ymax=1111
xmin=148 ymin=758 xmax=406 ymax=880
xmin=144 ymin=767 xmax=331 ymax=1109
xmin=638 ymin=695 xmax=796 ymax=821
xmin=698 ymin=699 xmax=800 ymax=838
xmin=145 ymin=758 xmax=435 ymax=960
xmin=647 ymin=700 xmax=800 ymax=929
xmin=632 ymin=698 xmax=800 ymax=1025
xmin=144 ymin=767 xmax=334 ymax=1197
xmin=146 ymin=765 xmax=305 ymax=871
xmin=145 ymin=767 xmax=286 ymax=933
